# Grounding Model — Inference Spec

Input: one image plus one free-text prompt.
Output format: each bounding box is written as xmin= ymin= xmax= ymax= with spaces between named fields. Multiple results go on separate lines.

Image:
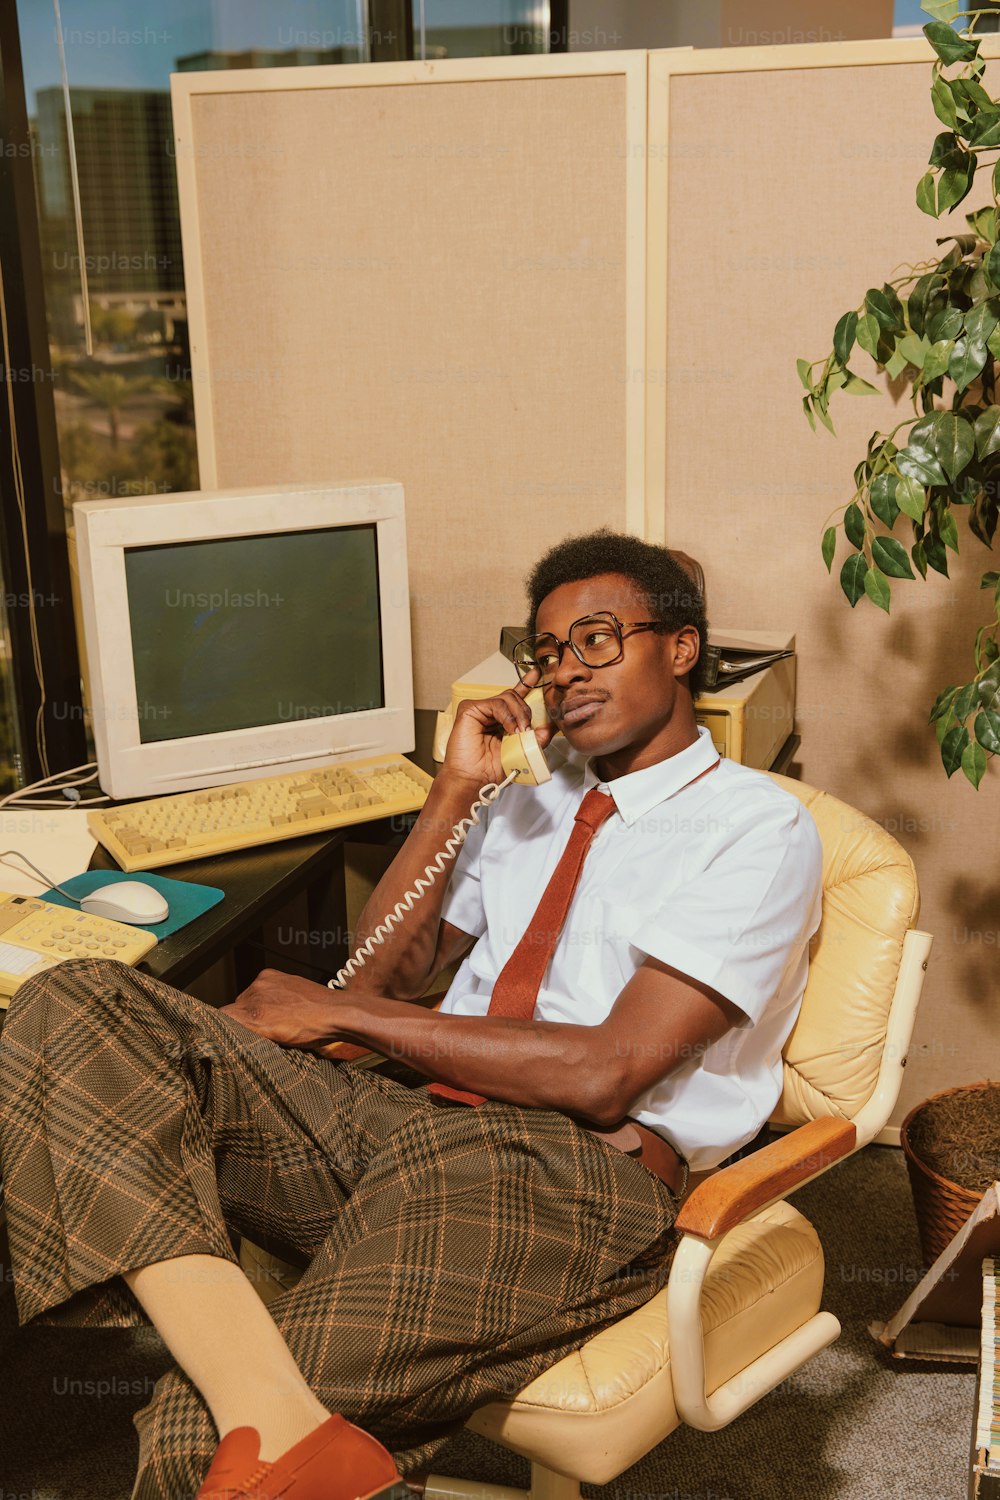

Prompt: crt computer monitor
xmin=70 ymin=481 xmax=414 ymax=800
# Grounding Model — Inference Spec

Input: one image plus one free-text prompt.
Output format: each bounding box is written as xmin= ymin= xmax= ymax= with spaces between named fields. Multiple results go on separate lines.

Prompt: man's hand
xmin=220 ymin=968 xmax=345 ymax=1050
xmin=444 ymin=667 xmax=557 ymax=789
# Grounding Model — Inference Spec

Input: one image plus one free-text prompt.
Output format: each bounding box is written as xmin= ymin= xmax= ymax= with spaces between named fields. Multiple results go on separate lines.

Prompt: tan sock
xmin=125 ymin=1254 xmax=330 ymax=1462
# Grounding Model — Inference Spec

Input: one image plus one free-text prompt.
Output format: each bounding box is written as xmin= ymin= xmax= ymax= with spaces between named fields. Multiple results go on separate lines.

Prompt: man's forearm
xmin=326 ymin=995 xmax=620 ymax=1125
xmin=349 ymin=771 xmax=483 ymax=999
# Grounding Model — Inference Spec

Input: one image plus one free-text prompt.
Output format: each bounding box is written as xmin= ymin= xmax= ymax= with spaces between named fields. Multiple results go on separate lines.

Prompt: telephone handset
xmin=499 ymin=688 xmax=553 ymax=787
xmin=329 ymin=688 xmax=556 ymax=989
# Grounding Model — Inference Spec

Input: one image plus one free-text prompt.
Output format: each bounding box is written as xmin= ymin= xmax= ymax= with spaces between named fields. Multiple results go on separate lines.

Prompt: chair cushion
xmin=467 ymin=1200 xmax=824 ymax=1484
xmin=762 ymin=774 xmax=919 ymax=1128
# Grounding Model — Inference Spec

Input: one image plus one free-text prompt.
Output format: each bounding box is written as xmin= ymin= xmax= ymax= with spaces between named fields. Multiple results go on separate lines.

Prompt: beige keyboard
xmin=0 ymin=893 xmax=158 ymax=1004
xmin=88 ymin=754 xmax=435 ymax=872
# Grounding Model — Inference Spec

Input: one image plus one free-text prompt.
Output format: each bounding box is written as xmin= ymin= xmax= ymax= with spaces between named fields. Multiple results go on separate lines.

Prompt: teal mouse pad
xmin=41 ymin=870 xmax=224 ymax=940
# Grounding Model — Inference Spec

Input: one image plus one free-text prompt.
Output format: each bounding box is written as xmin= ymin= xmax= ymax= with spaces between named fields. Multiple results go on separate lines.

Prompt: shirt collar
xmin=582 ymin=725 xmax=721 ymax=825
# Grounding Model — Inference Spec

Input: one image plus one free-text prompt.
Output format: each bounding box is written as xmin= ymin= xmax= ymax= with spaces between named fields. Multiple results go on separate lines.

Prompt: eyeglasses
xmin=512 ymin=612 xmax=666 ymax=686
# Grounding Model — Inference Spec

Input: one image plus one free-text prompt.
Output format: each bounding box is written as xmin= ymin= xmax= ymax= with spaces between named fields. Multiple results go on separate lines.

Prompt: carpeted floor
xmin=0 ymin=1144 xmax=977 ymax=1500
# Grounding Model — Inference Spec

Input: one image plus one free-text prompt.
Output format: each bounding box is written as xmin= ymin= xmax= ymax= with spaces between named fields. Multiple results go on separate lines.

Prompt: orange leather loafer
xmin=196 ymin=1412 xmax=413 ymax=1500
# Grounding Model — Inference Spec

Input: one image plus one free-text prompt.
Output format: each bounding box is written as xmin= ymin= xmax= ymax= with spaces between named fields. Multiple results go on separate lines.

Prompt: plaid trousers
xmin=0 ymin=959 xmax=681 ymax=1500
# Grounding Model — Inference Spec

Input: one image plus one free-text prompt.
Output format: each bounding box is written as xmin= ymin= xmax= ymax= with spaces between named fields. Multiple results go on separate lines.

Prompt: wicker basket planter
xmin=900 ymin=1081 xmax=999 ymax=1267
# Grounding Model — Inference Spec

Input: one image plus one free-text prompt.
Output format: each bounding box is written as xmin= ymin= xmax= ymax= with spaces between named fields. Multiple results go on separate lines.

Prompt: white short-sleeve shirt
xmin=438 ymin=726 xmax=823 ymax=1171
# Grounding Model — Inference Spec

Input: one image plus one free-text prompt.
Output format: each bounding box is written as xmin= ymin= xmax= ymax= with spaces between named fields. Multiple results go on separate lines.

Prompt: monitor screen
xmin=123 ymin=525 xmax=384 ymax=744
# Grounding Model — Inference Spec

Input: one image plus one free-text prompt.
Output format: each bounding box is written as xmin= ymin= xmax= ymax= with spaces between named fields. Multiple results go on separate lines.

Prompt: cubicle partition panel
xmin=170 ymin=54 xmax=652 ymax=708
xmin=649 ymin=40 xmax=1000 ymax=1127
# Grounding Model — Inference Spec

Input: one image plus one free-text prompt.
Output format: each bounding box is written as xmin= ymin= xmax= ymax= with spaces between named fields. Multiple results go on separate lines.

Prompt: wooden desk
xmin=99 ymin=828 xmax=353 ymax=994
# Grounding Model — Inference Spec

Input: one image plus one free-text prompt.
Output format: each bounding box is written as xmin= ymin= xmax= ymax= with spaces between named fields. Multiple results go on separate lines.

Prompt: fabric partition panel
xmin=170 ymin=54 xmax=652 ymax=708
xmin=650 ymin=39 xmax=1000 ymax=1130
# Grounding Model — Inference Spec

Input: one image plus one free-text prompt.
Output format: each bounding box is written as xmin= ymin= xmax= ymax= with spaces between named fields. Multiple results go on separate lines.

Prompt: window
xmin=3 ymin=0 xmax=560 ymax=788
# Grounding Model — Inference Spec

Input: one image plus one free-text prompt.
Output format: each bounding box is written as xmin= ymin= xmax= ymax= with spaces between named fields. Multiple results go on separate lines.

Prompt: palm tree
xmin=68 ymin=370 xmax=155 ymax=448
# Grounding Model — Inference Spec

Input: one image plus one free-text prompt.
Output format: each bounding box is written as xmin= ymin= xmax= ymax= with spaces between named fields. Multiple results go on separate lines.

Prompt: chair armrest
xmin=674 ymin=1117 xmax=856 ymax=1240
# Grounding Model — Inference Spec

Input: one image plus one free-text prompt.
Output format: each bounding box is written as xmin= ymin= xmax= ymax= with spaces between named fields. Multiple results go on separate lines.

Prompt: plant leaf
xmin=954 ymin=682 xmax=980 ymax=720
xmin=923 ymin=19 xmax=979 ymax=65
xmin=840 ymin=552 xmax=867 ymax=606
xmin=922 ymin=338 xmax=955 ymax=383
xmin=885 ymin=347 xmax=909 ymax=380
xmin=956 ymin=75 xmax=993 ymax=112
xmin=961 ymin=738 xmax=987 ymax=787
xmin=979 ymin=662 xmax=1000 ymax=712
xmin=924 ymin=532 xmax=950 ymax=575
xmin=931 ymin=76 xmax=959 ymax=128
xmin=949 ymin=336 xmax=988 ymax=391
xmin=815 ymin=400 xmax=836 ymax=435
xmin=929 ymin=684 xmax=959 ymax=721
xmin=864 ymin=565 xmax=891 ymax=613
xmin=882 ymin=283 xmax=905 ymax=325
xmin=927 ymin=305 xmax=964 ymax=342
xmin=936 ymin=705 xmax=958 ymax=745
xmin=821 ymin=526 xmax=837 ymax=572
xmin=929 ymin=130 xmax=962 ymax=166
xmin=845 ymin=501 xmax=866 ymax=549
xmin=842 ymin=371 xmax=880 ymax=394
xmin=906 ymin=272 xmax=943 ymax=336
xmin=933 ymin=410 xmax=976 ymax=480
xmin=897 ymin=444 xmax=947 ymax=487
xmin=940 ymin=722 xmax=969 ymax=776
xmin=922 ymin=0 xmax=960 ymax=21
xmin=865 ymin=287 xmax=902 ymax=332
xmin=855 ymin=312 xmax=882 ymax=360
xmin=975 ymin=708 xmax=1000 ymax=752
xmin=912 ymin=537 xmax=929 ymax=577
xmin=802 ymin=394 xmax=816 ymax=430
xmin=965 ymin=299 xmax=1000 ymax=346
xmin=975 ymin=406 xmax=1000 ymax=459
xmin=898 ymin=332 xmax=928 ymax=368
xmin=938 ymin=156 xmax=976 ymax=213
xmin=966 ymin=205 xmax=998 ymax=245
xmin=916 ymin=170 xmax=938 ymax=217
xmin=896 ymin=475 xmax=927 ymax=521
xmin=870 ymin=473 xmax=900 ymax=528
xmin=833 ymin=311 xmax=857 ymax=367
xmin=872 ymin=535 xmax=916 ymax=578
xmin=987 ymin=241 xmax=1000 ymax=291
xmin=796 ymin=357 xmax=813 ymax=392
xmin=969 ymin=111 xmax=1000 ymax=150
xmin=940 ymin=506 xmax=960 ymax=552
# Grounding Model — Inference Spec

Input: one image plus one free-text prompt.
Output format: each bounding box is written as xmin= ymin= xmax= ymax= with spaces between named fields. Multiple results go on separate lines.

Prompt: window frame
xmin=0 ymin=3 xmax=87 ymax=786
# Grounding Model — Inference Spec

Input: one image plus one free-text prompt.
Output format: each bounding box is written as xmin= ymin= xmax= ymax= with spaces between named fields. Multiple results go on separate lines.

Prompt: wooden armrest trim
xmin=321 ymin=1040 xmax=377 ymax=1061
xmin=674 ymin=1117 xmax=857 ymax=1240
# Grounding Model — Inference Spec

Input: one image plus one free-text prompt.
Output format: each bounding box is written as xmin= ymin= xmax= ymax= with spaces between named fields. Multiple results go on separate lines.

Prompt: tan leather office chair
xmin=242 ymin=774 xmax=930 ymax=1499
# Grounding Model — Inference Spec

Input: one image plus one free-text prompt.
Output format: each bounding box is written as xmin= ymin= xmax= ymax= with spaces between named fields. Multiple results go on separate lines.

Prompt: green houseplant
xmin=799 ymin=0 xmax=1000 ymax=787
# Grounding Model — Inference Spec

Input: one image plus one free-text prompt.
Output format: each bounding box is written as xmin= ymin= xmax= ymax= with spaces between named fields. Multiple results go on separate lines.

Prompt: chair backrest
xmin=763 ymin=773 xmax=921 ymax=1130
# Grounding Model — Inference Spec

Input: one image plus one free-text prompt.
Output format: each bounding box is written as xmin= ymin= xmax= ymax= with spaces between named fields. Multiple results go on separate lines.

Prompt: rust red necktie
xmin=428 ymin=787 xmax=617 ymax=1106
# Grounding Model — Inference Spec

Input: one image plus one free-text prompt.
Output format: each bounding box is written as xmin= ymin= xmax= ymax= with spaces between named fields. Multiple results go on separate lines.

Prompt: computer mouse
xmin=80 ymin=881 xmax=169 ymax=926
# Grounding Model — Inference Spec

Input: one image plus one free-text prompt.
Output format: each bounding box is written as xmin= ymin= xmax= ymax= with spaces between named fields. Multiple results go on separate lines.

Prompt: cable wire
xmin=330 ymin=770 xmax=516 ymax=990
xmin=0 ymin=849 xmax=79 ymax=900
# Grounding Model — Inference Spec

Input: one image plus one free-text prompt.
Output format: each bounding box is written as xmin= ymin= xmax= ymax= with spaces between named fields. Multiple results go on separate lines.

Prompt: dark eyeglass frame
xmin=513 ymin=611 xmax=666 ymax=683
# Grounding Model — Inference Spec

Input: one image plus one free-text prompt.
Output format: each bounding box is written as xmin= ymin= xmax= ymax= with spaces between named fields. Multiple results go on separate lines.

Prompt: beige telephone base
xmin=0 ymin=892 xmax=158 ymax=1006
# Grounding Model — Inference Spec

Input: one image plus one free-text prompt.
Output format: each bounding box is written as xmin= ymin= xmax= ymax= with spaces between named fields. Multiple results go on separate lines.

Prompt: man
xmin=0 ymin=529 xmax=822 ymax=1500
